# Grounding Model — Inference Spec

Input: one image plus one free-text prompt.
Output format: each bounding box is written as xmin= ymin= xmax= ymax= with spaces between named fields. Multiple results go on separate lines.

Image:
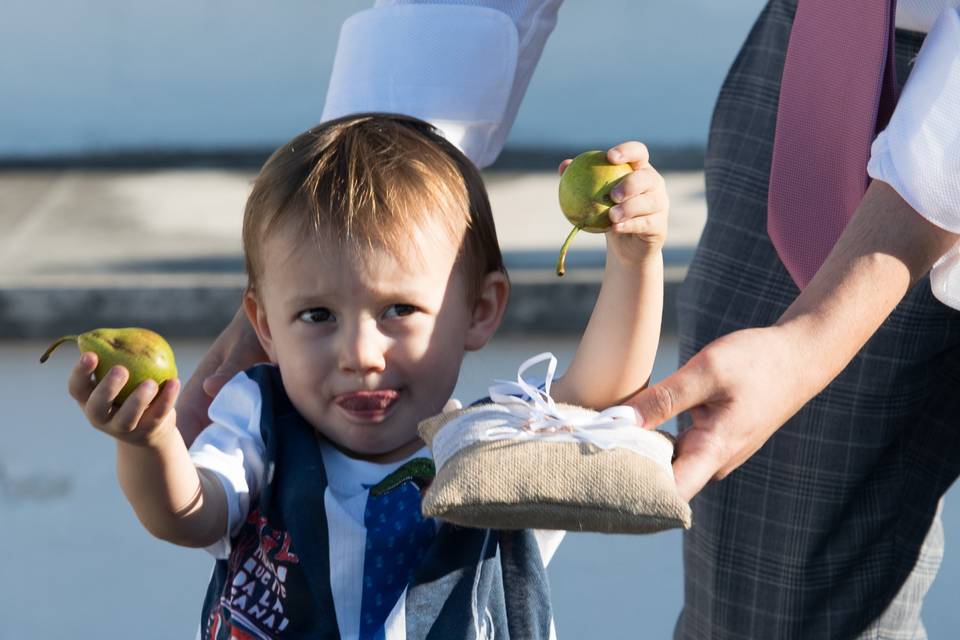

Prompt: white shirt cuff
xmin=321 ymin=4 xmax=518 ymax=168
xmin=189 ymin=371 xmax=267 ymax=558
xmin=867 ymin=9 xmax=960 ymax=233
xmin=867 ymin=8 xmax=960 ymax=309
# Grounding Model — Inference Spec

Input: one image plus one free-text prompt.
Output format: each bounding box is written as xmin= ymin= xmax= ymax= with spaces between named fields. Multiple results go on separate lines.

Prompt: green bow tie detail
xmin=370 ymin=457 xmax=436 ymax=496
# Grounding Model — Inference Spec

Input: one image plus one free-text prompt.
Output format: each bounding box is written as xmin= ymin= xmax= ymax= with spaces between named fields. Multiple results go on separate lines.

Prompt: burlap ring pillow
xmin=418 ymin=353 xmax=692 ymax=534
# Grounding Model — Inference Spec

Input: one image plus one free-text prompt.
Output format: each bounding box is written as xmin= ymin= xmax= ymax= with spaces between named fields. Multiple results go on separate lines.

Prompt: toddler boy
xmin=67 ymin=113 xmax=669 ymax=638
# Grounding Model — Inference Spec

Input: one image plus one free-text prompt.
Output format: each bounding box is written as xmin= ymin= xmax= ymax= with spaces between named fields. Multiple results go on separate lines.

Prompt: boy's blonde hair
xmin=242 ymin=113 xmax=506 ymax=301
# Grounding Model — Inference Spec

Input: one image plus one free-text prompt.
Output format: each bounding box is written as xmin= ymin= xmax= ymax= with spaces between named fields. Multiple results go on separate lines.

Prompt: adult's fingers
xmin=178 ymin=308 xmax=267 ymax=446
xmin=177 ymin=366 xmax=217 ymax=447
xmin=201 ymin=337 xmax=264 ymax=397
xmin=202 ymin=313 xmax=267 ymax=397
xmin=176 ymin=321 xmax=233 ymax=444
xmin=190 ymin=345 xmax=228 ymax=400
xmin=557 ymin=158 xmax=573 ymax=175
xmin=630 ymin=368 xmax=725 ymax=502
xmin=202 ymin=372 xmax=233 ymax=398
xmin=178 ymin=344 xmax=223 ymax=407
xmin=629 ymin=363 xmax=712 ymax=430
xmin=671 ymin=427 xmax=728 ymax=502
xmin=607 ymin=141 xmax=650 ymax=170
xmin=67 ymin=352 xmax=99 ymax=404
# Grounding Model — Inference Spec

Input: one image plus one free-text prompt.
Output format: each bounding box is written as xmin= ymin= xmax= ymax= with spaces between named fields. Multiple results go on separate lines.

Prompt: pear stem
xmin=556 ymin=225 xmax=582 ymax=277
xmin=39 ymin=335 xmax=78 ymax=363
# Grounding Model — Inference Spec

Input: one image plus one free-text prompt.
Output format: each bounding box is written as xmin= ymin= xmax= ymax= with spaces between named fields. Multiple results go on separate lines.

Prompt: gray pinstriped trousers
xmin=675 ymin=1 xmax=960 ymax=638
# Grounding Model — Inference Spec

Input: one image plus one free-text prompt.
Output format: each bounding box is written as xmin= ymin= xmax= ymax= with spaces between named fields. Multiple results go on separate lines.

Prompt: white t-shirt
xmin=322 ymin=0 xmax=960 ymax=308
xmin=189 ymin=370 xmax=565 ymax=639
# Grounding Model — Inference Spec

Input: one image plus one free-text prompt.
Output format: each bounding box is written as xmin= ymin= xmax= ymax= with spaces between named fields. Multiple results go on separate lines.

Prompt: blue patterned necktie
xmin=359 ymin=460 xmax=436 ymax=640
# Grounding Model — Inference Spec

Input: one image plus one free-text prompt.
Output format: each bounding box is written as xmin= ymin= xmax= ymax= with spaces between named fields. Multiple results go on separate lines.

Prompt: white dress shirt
xmin=322 ymin=0 xmax=960 ymax=309
xmin=322 ymin=0 xmax=561 ymax=169
xmin=868 ymin=6 xmax=960 ymax=309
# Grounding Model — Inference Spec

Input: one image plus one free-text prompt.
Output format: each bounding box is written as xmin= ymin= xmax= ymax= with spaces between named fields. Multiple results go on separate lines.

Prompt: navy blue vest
xmin=199 ymin=364 xmax=554 ymax=639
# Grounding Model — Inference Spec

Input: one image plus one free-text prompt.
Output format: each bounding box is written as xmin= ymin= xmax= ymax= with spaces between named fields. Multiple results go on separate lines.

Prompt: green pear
xmin=40 ymin=328 xmax=178 ymax=404
xmin=556 ymin=150 xmax=632 ymax=276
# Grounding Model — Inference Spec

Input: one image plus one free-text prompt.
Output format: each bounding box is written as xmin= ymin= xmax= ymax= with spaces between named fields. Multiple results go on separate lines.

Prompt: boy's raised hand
xmin=68 ymin=351 xmax=181 ymax=447
xmin=560 ymin=141 xmax=669 ymax=265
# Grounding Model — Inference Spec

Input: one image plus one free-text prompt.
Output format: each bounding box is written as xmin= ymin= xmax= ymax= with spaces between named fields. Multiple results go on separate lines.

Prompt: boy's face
xmin=244 ymin=223 xmax=506 ymax=463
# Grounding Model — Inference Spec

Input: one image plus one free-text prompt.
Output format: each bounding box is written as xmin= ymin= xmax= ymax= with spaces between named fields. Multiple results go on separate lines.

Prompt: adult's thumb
xmin=629 ymin=369 xmax=702 ymax=430
xmin=202 ymin=372 xmax=234 ymax=398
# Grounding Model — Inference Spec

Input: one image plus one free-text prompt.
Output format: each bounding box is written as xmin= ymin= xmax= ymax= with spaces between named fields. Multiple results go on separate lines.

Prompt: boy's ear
xmin=243 ymin=288 xmax=278 ymax=363
xmin=465 ymin=271 xmax=510 ymax=351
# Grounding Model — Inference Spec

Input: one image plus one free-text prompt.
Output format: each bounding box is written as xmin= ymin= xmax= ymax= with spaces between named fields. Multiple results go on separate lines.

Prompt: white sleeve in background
xmin=189 ymin=371 xmax=267 ymax=559
xmin=321 ymin=0 xmax=562 ymax=168
xmin=867 ymin=8 xmax=960 ymax=309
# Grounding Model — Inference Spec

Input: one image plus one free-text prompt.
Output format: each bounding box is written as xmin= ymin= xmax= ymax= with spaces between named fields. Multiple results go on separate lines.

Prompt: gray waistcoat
xmin=199 ymin=364 xmax=554 ymax=639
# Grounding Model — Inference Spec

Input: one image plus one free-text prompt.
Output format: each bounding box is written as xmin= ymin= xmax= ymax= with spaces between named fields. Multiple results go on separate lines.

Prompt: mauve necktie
xmin=768 ymin=0 xmax=899 ymax=289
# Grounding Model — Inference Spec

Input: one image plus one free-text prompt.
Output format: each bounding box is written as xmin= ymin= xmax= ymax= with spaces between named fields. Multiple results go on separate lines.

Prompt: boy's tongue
xmin=337 ymin=390 xmax=399 ymax=412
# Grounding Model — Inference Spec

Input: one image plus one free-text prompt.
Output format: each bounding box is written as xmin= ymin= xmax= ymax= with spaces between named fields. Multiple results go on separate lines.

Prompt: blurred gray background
xmin=3 ymin=0 xmax=760 ymax=160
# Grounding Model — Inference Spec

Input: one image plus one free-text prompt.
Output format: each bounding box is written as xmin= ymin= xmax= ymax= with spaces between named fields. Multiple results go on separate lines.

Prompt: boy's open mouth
xmin=335 ymin=390 xmax=400 ymax=418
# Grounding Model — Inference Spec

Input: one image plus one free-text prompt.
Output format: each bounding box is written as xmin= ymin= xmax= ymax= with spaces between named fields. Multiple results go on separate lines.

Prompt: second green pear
xmin=40 ymin=328 xmax=178 ymax=404
xmin=556 ymin=150 xmax=632 ymax=276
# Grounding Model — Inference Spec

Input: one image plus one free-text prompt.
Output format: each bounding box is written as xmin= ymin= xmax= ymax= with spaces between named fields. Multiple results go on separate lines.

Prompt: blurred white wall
xmin=2 ymin=0 xmax=765 ymax=157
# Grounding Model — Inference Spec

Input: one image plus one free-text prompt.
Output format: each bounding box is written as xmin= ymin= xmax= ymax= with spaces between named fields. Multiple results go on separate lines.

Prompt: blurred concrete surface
xmin=0 ymin=169 xmax=705 ymax=339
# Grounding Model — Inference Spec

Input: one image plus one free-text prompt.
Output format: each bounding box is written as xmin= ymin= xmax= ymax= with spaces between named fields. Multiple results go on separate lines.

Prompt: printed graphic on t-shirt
xmin=206 ymin=509 xmax=311 ymax=639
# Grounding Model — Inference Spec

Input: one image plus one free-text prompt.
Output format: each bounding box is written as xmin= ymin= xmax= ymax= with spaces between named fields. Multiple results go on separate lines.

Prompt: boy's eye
xmin=384 ymin=304 xmax=417 ymax=319
xmin=298 ymin=308 xmax=333 ymax=324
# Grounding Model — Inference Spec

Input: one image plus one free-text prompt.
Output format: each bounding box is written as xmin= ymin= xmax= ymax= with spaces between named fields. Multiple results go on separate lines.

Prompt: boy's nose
xmin=338 ymin=319 xmax=387 ymax=375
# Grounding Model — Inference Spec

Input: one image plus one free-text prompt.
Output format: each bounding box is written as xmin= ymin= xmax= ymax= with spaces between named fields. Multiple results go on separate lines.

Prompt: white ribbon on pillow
xmin=430 ymin=353 xmax=674 ymax=472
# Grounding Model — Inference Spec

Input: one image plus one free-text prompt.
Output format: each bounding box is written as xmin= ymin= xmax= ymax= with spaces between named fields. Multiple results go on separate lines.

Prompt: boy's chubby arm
xmin=68 ymin=352 xmax=228 ymax=548
xmin=551 ymin=141 xmax=666 ymax=410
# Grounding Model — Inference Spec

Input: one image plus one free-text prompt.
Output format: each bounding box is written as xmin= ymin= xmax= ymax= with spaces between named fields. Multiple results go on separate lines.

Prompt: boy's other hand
xmin=605 ymin=141 xmax=668 ymax=264
xmin=68 ymin=351 xmax=181 ymax=448
xmin=175 ymin=307 xmax=267 ymax=447
xmin=561 ymin=141 xmax=668 ymax=267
